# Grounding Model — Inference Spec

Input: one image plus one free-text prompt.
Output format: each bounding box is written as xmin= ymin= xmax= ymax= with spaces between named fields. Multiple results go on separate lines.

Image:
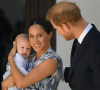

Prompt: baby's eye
xmin=27 ymin=48 xmax=30 ymax=50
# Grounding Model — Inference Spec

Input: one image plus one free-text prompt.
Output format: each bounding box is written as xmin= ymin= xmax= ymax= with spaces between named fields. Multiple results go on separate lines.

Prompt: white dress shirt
xmin=78 ymin=23 xmax=92 ymax=44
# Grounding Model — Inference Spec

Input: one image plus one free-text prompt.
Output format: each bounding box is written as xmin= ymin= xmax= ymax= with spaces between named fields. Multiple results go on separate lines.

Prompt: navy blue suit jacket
xmin=64 ymin=24 xmax=100 ymax=90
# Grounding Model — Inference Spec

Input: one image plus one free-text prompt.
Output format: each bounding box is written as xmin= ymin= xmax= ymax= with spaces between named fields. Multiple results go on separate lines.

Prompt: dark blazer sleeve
xmin=64 ymin=67 xmax=70 ymax=82
xmin=89 ymin=48 xmax=100 ymax=90
xmin=87 ymin=28 xmax=100 ymax=90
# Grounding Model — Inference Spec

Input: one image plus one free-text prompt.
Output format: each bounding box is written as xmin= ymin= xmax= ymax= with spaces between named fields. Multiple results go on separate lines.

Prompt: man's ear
xmin=62 ymin=23 xmax=70 ymax=31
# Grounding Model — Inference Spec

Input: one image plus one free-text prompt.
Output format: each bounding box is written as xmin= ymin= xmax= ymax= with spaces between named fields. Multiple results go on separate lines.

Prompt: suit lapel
xmin=69 ymin=42 xmax=87 ymax=81
xmin=68 ymin=25 xmax=96 ymax=81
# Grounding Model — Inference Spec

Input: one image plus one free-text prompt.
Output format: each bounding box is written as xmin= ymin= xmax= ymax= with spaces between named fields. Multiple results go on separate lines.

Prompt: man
xmin=46 ymin=1 xmax=100 ymax=90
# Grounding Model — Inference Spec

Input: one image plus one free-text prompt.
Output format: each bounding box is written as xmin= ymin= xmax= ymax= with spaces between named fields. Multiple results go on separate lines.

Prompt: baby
xmin=2 ymin=34 xmax=31 ymax=90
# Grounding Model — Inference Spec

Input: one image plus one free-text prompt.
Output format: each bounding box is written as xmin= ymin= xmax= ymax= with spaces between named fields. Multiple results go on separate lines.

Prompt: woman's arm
xmin=8 ymin=42 xmax=57 ymax=89
xmin=2 ymin=74 xmax=15 ymax=90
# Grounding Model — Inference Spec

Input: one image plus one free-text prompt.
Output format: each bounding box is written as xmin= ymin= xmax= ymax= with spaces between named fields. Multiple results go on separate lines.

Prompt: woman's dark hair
xmin=29 ymin=17 xmax=53 ymax=34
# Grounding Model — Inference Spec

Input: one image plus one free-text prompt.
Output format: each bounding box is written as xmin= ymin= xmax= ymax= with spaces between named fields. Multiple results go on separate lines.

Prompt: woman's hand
xmin=8 ymin=41 xmax=17 ymax=61
xmin=2 ymin=75 xmax=16 ymax=88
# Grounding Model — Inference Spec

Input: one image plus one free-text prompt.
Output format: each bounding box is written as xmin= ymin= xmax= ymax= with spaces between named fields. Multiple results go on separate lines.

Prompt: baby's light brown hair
xmin=15 ymin=34 xmax=29 ymax=43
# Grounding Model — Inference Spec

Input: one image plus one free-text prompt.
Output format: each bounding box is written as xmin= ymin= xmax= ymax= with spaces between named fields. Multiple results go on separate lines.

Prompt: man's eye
xmin=21 ymin=47 xmax=24 ymax=49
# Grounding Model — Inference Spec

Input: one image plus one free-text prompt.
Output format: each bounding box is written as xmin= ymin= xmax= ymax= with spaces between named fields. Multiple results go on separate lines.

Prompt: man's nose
xmin=57 ymin=30 xmax=60 ymax=34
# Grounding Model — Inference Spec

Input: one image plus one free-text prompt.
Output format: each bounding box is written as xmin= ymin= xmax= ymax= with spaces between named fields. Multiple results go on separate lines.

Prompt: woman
xmin=7 ymin=18 xmax=62 ymax=90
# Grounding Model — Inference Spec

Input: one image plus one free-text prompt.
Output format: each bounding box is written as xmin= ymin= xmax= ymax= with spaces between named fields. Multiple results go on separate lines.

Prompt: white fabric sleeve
xmin=14 ymin=53 xmax=28 ymax=75
xmin=3 ymin=63 xmax=11 ymax=80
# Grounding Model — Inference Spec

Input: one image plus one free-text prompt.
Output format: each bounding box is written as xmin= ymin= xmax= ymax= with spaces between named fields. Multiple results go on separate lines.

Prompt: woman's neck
xmin=35 ymin=46 xmax=50 ymax=62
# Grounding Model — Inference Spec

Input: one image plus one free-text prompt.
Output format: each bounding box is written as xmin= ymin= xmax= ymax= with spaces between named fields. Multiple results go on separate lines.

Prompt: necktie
xmin=76 ymin=39 xmax=80 ymax=49
xmin=71 ymin=39 xmax=80 ymax=60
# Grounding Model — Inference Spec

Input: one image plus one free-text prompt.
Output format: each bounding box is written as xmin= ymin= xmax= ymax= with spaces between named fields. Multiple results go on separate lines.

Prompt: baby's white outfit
xmin=3 ymin=53 xmax=28 ymax=90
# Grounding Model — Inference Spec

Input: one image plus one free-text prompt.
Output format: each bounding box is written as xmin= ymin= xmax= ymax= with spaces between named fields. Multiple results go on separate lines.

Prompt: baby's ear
xmin=13 ymin=41 xmax=15 ymax=45
xmin=13 ymin=41 xmax=17 ymax=49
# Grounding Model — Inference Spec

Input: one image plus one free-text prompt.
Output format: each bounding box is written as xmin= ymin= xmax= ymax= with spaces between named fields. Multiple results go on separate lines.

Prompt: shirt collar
xmin=78 ymin=23 xmax=92 ymax=44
